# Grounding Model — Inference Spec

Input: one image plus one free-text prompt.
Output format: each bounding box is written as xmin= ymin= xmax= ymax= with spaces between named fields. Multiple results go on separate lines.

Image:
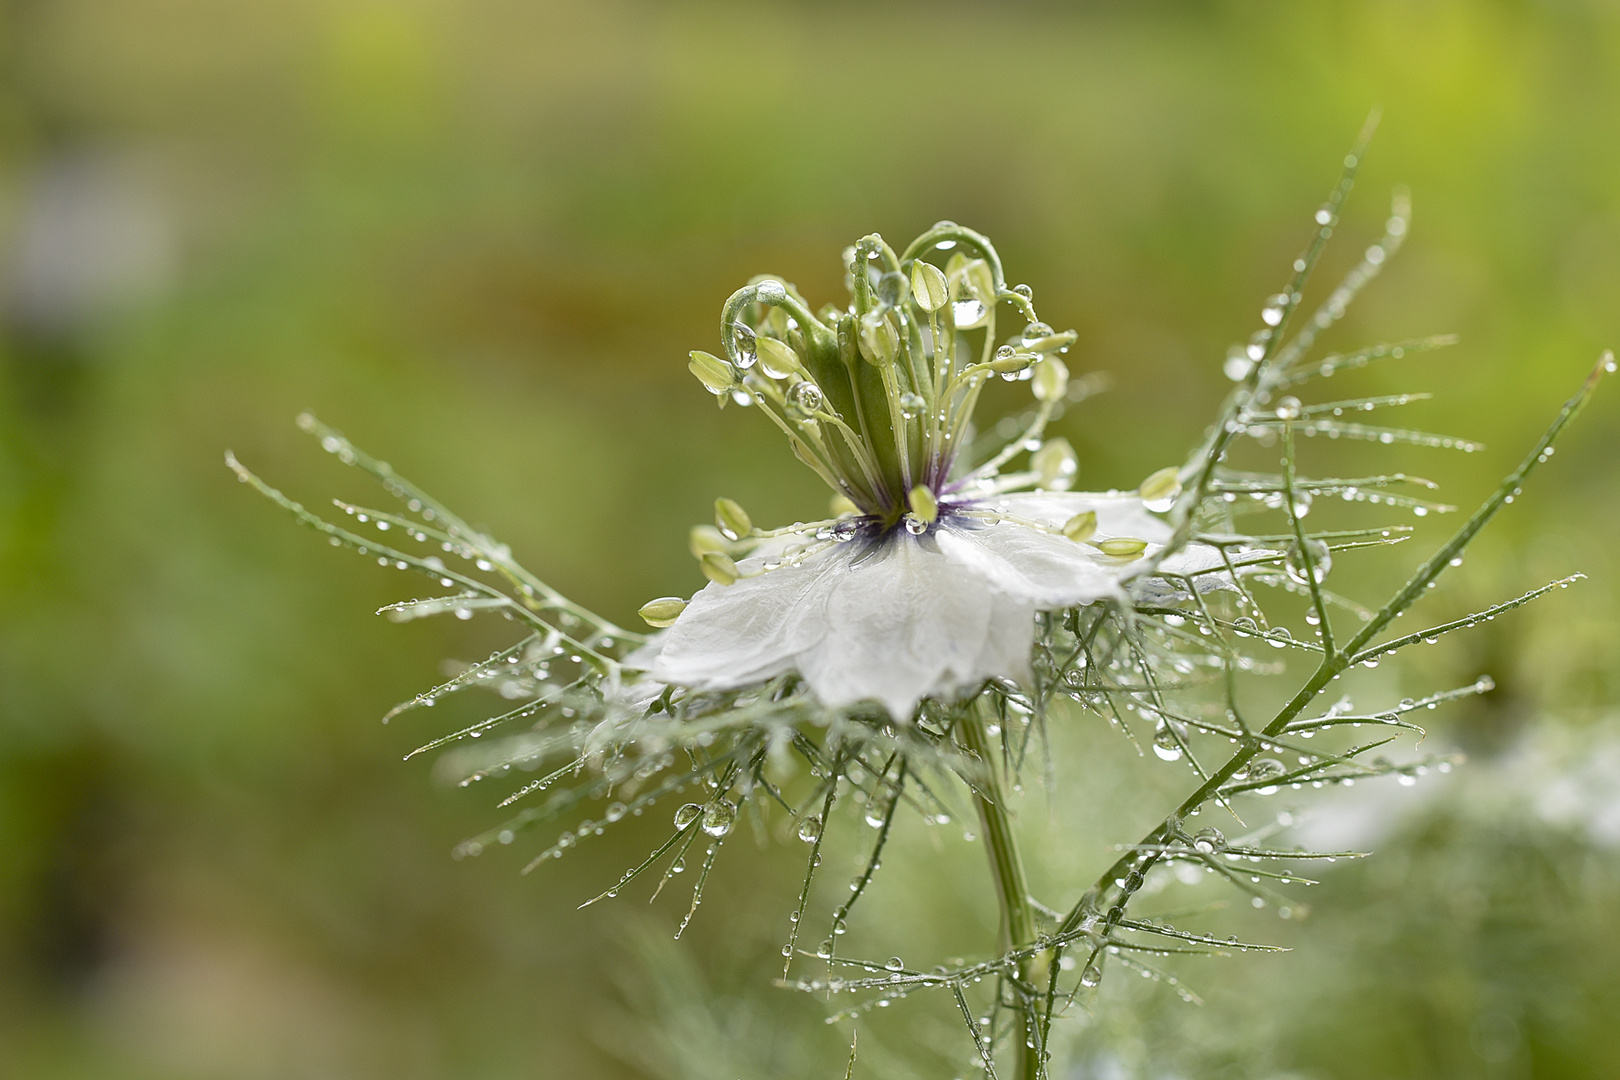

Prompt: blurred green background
xmin=3 ymin=2 xmax=1619 ymax=1077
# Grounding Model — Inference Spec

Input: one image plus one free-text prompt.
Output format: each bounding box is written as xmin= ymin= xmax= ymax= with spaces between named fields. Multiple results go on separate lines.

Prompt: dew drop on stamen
xmin=788 ymin=381 xmax=824 ymax=414
xmin=731 ymin=322 xmax=758 ymax=369
xmin=952 ymin=299 xmax=987 ymax=328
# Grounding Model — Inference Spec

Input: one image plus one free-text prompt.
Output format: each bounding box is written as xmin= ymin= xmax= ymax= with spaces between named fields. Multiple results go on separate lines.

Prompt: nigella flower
xmin=636 ymin=224 xmax=1239 ymax=719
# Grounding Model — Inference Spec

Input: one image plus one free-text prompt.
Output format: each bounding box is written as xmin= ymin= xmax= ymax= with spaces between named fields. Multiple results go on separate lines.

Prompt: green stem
xmin=958 ymin=706 xmax=1042 ymax=1080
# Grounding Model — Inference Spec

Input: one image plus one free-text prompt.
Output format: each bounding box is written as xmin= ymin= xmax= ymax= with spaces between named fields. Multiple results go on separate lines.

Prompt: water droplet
xmin=830 ymin=519 xmax=860 ymax=542
xmin=1080 ymin=963 xmax=1102 ymax=987
xmin=797 ymin=814 xmax=823 ymax=843
xmin=1192 ymin=827 xmax=1226 ymax=854
xmin=1285 ymin=538 xmax=1332 ymax=585
xmin=1224 ymin=348 xmax=1255 ymax=382
xmin=1261 ymin=295 xmax=1287 ymax=326
xmin=904 ymin=514 xmax=928 ymax=535
xmin=701 ymin=802 xmax=735 ymax=837
xmin=673 ymin=803 xmax=702 ymax=829
xmin=605 ymin=802 xmax=627 ymax=823
xmin=1274 ymin=396 xmax=1302 ymax=421
xmin=952 ymin=298 xmax=987 ymax=328
xmin=899 ymin=392 xmax=925 ymax=419
xmin=1152 ymin=720 xmax=1186 ymax=761
xmin=787 ymin=380 xmax=824 ymax=414
xmin=1013 ymin=283 xmax=1033 ymax=300
xmin=885 ymin=956 xmax=904 ymax=971
xmin=731 ymin=322 xmax=758 ymax=368
xmin=755 ymin=279 xmax=786 ymax=303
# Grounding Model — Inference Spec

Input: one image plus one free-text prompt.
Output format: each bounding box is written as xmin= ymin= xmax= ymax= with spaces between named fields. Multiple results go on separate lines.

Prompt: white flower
xmin=647 ymin=492 xmax=1229 ymax=718
xmin=639 ymin=225 xmax=1246 ymax=719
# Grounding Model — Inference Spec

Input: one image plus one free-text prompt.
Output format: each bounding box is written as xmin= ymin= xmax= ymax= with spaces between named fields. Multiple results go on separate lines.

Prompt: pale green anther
xmin=688 ymin=350 xmax=736 ymax=395
xmin=688 ymin=524 xmax=730 ymax=558
xmin=1031 ymin=356 xmax=1069 ymax=402
xmin=714 ymin=497 xmax=752 ymax=540
xmin=908 ymin=485 xmax=938 ymax=523
xmin=829 ymin=493 xmax=860 ymax=517
xmin=858 ymin=312 xmax=899 ymax=364
xmin=1138 ymin=466 xmax=1183 ymax=506
xmin=700 ymin=551 xmax=740 ymax=586
xmin=910 ymin=260 xmax=949 ymax=312
xmin=990 ymin=350 xmax=1035 ymax=374
xmin=1062 ymin=510 xmax=1097 ymax=542
xmin=756 ymin=336 xmax=802 ymax=379
xmin=1098 ymin=536 xmax=1148 ymax=558
xmin=1031 ymin=438 xmax=1078 ymax=491
xmin=637 ymin=596 xmax=687 ymax=628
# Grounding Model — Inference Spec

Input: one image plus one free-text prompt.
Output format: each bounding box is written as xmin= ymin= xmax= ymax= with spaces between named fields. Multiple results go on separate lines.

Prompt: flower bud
xmin=1031 ymin=438 xmax=1078 ymax=491
xmin=714 ymin=497 xmax=752 ymax=540
xmin=700 ymin=551 xmax=740 ymax=586
xmin=1031 ymin=356 xmax=1069 ymax=403
xmin=1062 ymin=510 xmax=1097 ymax=543
xmin=756 ymin=336 xmax=802 ymax=379
xmin=858 ymin=312 xmax=899 ymax=365
xmin=688 ymin=524 xmax=730 ymax=558
xmin=1098 ymin=536 xmax=1148 ymax=558
xmin=910 ymin=260 xmax=949 ymax=312
xmin=638 ymin=596 xmax=687 ymax=628
xmin=908 ymin=485 xmax=938 ymax=524
xmin=1138 ymin=466 xmax=1182 ymax=511
xmin=688 ymin=350 xmax=736 ymax=396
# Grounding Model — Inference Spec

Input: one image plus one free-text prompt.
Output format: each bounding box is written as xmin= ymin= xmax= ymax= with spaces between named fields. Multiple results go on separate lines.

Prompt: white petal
xmin=795 ymin=537 xmax=999 ymax=718
xmin=934 ymin=520 xmax=1128 ymax=608
xmin=651 ymin=544 xmax=845 ymax=691
xmin=974 ymin=591 xmax=1038 ymax=688
xmin=985 ymin=491 xmax=1172 ymax=542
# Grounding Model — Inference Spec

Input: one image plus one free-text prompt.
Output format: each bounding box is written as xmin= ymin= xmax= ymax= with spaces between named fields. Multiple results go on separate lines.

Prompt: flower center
xmin=687 ymin=224 xmax=1078 ymax=529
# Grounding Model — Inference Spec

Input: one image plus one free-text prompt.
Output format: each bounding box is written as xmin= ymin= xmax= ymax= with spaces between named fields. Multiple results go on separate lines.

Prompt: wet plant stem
xmin=959 ymin=705 xmax=1042 ymax=1080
